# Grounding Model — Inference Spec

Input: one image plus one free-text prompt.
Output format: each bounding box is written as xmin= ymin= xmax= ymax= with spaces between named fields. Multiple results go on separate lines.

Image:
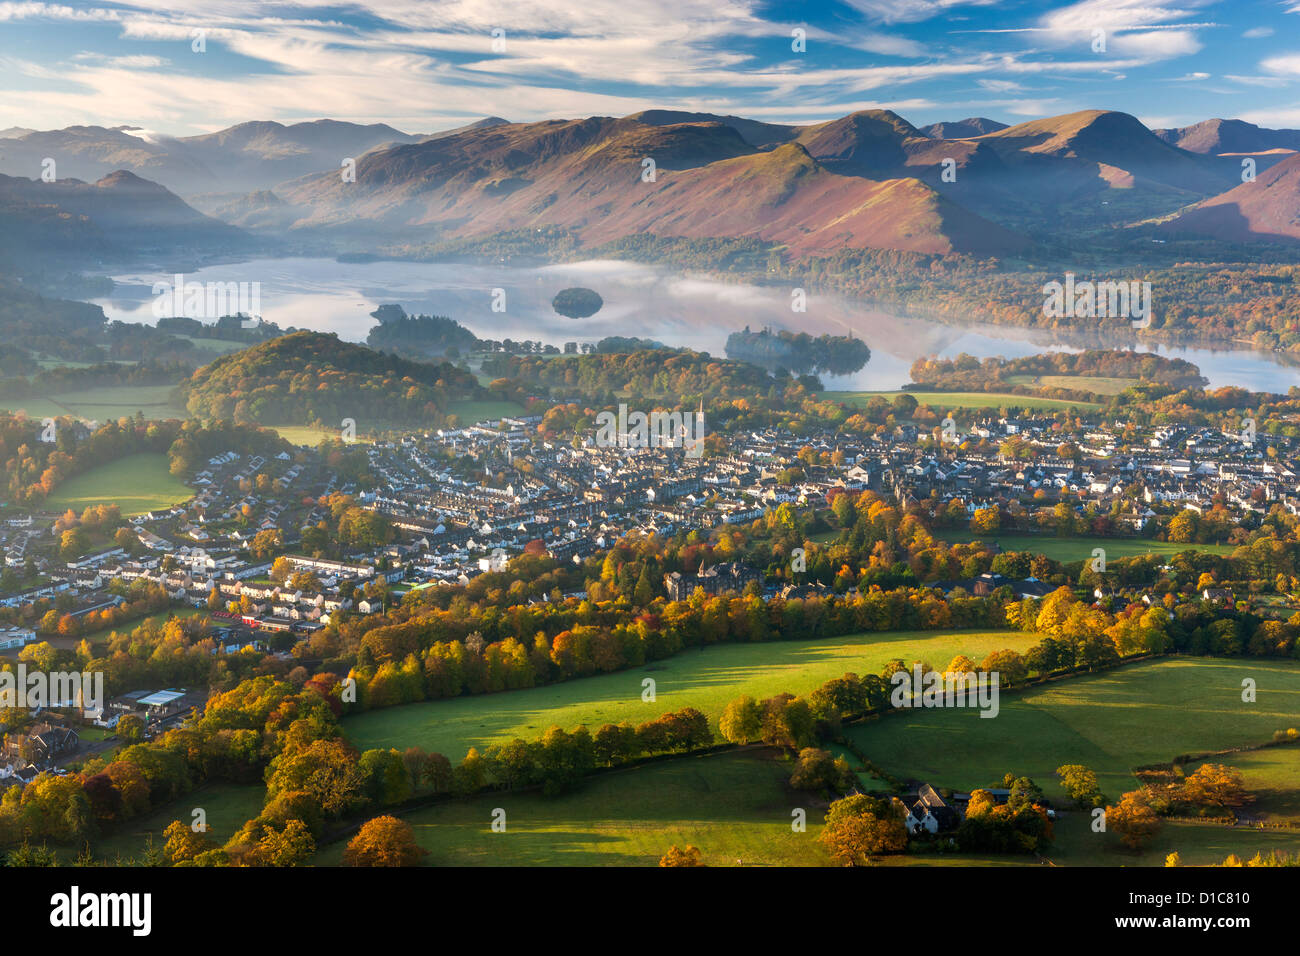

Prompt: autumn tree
xmin=659 ymin=844 xmax=704 ymax=867
xmin=163 ymin=820 xmax=215 ymax=864
xmin=818 ymin=794 xmax=908 ymax=865
xmin=719 ymin=695 xmax=762 ymax=744
xmin=343 ymin=815 xmax=426 ymax=867
xmin=1108 ymin=791 xmax=1161 ymax=850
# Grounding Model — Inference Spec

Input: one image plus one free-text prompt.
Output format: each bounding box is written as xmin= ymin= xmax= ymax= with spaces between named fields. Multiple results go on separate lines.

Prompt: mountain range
xmin=2 ymin=107 xmax=1299 ymax=264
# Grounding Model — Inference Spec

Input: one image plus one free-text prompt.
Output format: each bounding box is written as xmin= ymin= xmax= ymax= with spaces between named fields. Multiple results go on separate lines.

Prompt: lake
xmin=95 ymin=257 xmax=1300 ymax=393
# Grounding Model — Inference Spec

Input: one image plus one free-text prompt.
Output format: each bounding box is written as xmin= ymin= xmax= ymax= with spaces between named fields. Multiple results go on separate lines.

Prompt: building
xmin=663 ymin=562 xmax=762 ymax=601
xmin=1 ymin=723 xmax=79 ymax=764
xmin=0 ymin=626 xmax=36 ymax=651
xmin=904 ymin=784 xmax=962 ymax=835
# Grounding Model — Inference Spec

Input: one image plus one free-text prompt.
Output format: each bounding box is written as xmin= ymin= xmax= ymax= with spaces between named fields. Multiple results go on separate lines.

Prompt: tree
xmin=1056 ymin=764 xmax=1105 ymax=808
xmin=659 ymin=844 xmax=704 ymax=867
xmin=819 ymin=794 xmax=909 ymax=865
xmin=422 ymin=752 xmax=453 ymax=793
xmin=966 ymin=789 xmax=997 ymax=818
xmin=256 ymin=819 xmax=316 ymax=866
xmin=270 ymin=556 xmax=296 ymax=583
xmin=789 ymin=748 xmax=852 ymax=793
xmin=1180 ymin=763 xmax=1250 ymax=811
xmin=1108 ymin=791 xmax=1161 ymax=850
xmin=401 ymin=747 xmax=429 ymax=791
xmin=163 ymin=820 xmax=215 ymax=864
xmin=760 ymin=695 xmax=815 ymax=750
xmin=343 ymin=815 xmax=426 ymax=867
xmin=116 ymin=714 xmax=145 ymax=745
xmin=719 ymin=695 xmax=762 ymax=744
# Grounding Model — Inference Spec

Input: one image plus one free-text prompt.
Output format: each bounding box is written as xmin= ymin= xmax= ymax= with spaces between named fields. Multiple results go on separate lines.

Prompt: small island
xmin=726 ymin=326 xmax=870 ymax=376
xmin=552 ymin=287 xmax=604 ymax=319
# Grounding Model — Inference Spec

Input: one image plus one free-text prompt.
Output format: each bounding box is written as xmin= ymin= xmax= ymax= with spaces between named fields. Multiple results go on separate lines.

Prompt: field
xmin=345 ymin=628 xmax=1038 ymax=758
xmin=315 ymin=749 xmax=838 ymax=866
xmin=1045 ymin=811 xmax=1300 ymax=866
xmin=1185 ymin=745 xmax=1300 ymax=825
xmin=447 ymin=399 xmax=527 ymax=423
xmin=827 ymin=390 xmax=1102 ymax=412
xmin=1004 ymin=374 xmax=1136 ymax=395
xmin=45 ymin=453 xmax=192 ymax=515
xmin=178 ymin=336 xmax=247 ymax=355
xmin=938 ymin=531 xmax=1239 ymax=561
xmin=844 ymin=657 xmax=1300 ymax=806
xmin=313 ymin=748 xmax=1027 ymax=867
xmin=268 ymin=424 xmax=363 ymax=446
xmin=0 ymin=384 xmax=188 ymax=422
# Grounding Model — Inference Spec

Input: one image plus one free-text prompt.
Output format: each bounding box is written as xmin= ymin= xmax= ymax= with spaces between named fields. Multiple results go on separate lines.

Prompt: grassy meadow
xmin=937 ymin=531 xmax=1239 ymax=561
xmin=45 ymin=453 xmax=192 ymax=515
xmin=844 ymin=657 xmax=1300 ymax=805
xmin=344 ymin=628 xmax=1038 ymax=759
xmin=0 ymin=384 xmax=188 ymax=422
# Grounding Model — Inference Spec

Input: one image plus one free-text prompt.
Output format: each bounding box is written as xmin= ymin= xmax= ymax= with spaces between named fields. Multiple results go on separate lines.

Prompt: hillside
xmin=0 ymin=170 xmax=245 ymax=266
xmin=181 ymin=330 xmax=482 ymax=426
xmin=1159 ymin=151 xmax=1300 ymax=243
xmin=922 ymin=117 xmax=1008 ymax=139
xmin=0 ymin=120 xmax=420 ymax=195
xmin=277 ymin=115 xmax=1026 ymax=257
xmin=1153 ymin=118 xmax=1300 ymax=155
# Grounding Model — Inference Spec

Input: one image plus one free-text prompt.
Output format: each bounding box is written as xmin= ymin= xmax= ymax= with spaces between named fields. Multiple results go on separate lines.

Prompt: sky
xmin=0 ymin=0 xmax=1298 ymax=136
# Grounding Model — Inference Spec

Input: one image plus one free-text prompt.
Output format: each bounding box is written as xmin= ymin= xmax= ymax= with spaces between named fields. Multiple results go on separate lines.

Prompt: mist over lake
xmin=95 ymin=256 xmax=1300 ymax=393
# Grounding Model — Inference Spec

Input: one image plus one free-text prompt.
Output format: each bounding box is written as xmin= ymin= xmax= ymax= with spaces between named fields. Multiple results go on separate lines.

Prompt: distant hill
xmin=921 ymin=117 xmax=1008 ymax=139
xmin=419 ymin=117 xmax=511 ymax=141
xmin=22 ymin=106 xmax=1265 ymax=258
xmin=0 ymin=119 xmax=420 ymax=194
xmin=0 ymin=169 xmax=245 ymax=266
xmin=277 ymin=113 xmax=1027 ymax=257
xmin=626 ymin=110 xmax=800 ymax=147
xmin=181 ymin=330 xmax=481 ymax=425
xmin=1153 ymin=118 xmax=1300 ymax=155
xmin=971 ymin=109 xmax=1226 ymax=194
xmin=1159 ymin=151 xmax=1300 ymax=244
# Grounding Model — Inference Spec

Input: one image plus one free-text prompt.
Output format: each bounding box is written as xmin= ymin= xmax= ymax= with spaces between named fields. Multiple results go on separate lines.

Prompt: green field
xmin=1185 ymin=745 xmax=1300 ymax=825
xmin=0 ymin=384 xmax=187 ymax=422
xmin=345 ymin=628 xmax=1037 ymax=758
xmin=45 ymin=453 xmax=192 ymax=515
xmin=178 ymin=336 xmax=247 ymax=355
xmin=447 ymin=399 xmax=527 ymax=423
xmin=313 ymin=748 xmax=1026 ymax=867
xmin=316 ymin=749 xmax=838 ymax=867
xmin=845 ymin=657 xmax=1300 ymax=806
xmin=1004 ymin=374 xmax=1137 ymax=396
xmin=1046 ymin=811 xmax=1300 ymax=866
xmin=938 ymin=531 xmax=1238 ymax=562
xmin=828 ymin=390 xmax=1101 ymax=412
xmin=268 ymin=424 xmax=364 ymax=446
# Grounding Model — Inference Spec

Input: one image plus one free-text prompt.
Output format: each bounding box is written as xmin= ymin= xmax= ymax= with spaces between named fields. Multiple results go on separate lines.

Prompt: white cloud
xmin=1262 ymin=53 xmax=1300 ymax=76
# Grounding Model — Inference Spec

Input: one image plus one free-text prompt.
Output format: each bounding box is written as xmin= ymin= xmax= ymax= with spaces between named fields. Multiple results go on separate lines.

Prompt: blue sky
xmin=1 ymin=0 xmax=1298 ymax=135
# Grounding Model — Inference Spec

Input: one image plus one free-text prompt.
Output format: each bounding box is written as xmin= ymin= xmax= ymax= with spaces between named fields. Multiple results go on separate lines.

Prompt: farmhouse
xmin=904 ymin=784 xmax=962 ymax=835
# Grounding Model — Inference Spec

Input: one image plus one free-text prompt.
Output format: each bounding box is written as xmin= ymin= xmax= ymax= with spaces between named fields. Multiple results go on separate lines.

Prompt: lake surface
xmin=95 ymin=257 xmax=1300 ymax=393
